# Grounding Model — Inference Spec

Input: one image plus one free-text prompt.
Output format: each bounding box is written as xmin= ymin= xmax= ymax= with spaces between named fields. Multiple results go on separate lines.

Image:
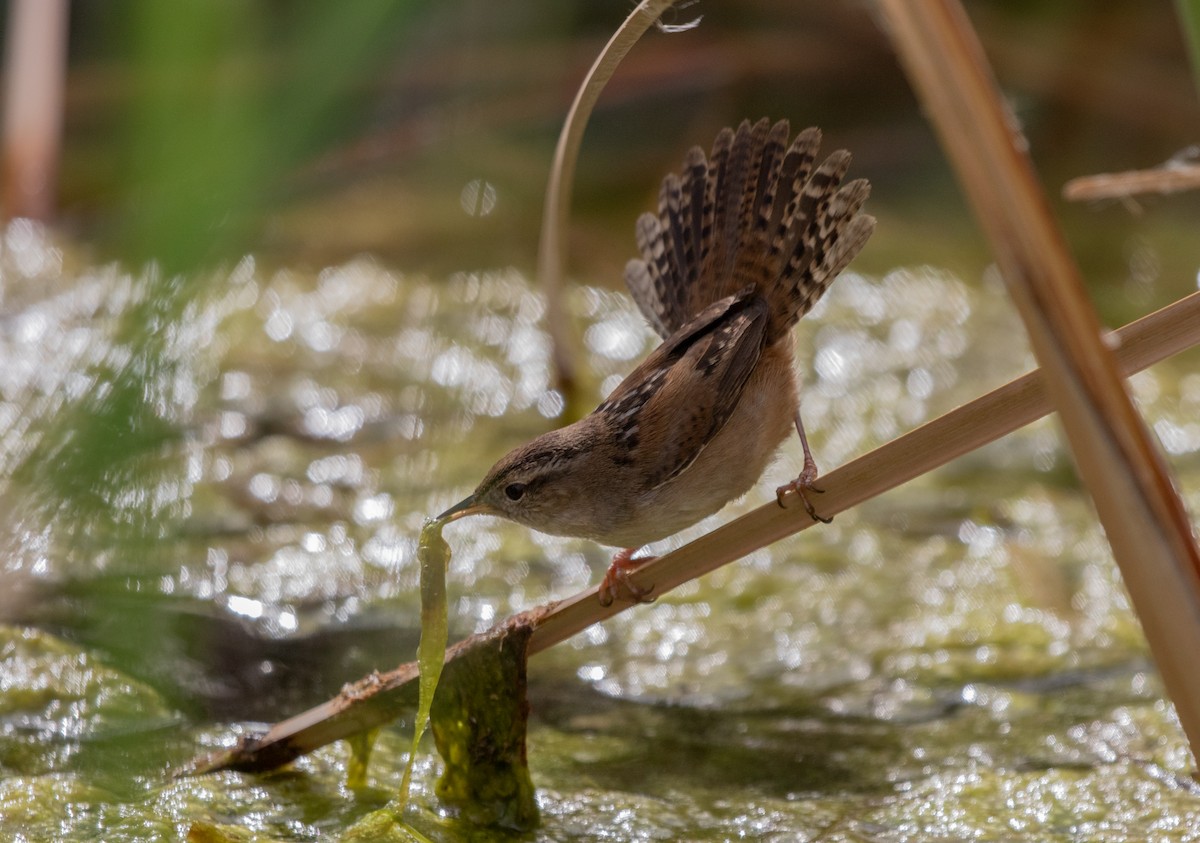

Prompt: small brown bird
xmin=440 ymin=119 xmax=874 ymax=604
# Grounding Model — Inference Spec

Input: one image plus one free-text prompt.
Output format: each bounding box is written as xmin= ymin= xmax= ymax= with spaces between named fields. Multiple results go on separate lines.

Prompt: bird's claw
xmin=776 ymin=477 xmax=832 ymax=524
xmin=598 ymin=550 xmax=657 ymax=606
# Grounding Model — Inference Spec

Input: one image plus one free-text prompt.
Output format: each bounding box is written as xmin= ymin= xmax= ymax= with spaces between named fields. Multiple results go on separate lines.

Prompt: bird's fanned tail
xmin=625 ymin=118 xmax=875 ymax=343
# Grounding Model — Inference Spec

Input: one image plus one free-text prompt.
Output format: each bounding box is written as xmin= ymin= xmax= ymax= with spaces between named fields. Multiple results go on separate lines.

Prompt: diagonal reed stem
xmin=529 ymin=290 xmax=1200 ymax=652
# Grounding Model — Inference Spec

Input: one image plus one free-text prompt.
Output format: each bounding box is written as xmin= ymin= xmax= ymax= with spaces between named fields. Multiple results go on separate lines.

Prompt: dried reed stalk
xmin=538 ymin=0 xmax=680 ymax=398
xmin=2 ymin=0 xmax=68 ymax=220
xmin=1063 ymin=164 xmax=1200 ymax=202
xmin=877 ymin=0 xmax=1200 ymax=759
xmin=191 ymin=290 xmax=1200 ymax=774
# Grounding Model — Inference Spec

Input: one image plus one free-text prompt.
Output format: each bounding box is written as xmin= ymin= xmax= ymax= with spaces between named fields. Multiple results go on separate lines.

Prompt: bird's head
xmin=437 ymin=424 xmax=604 ymax=538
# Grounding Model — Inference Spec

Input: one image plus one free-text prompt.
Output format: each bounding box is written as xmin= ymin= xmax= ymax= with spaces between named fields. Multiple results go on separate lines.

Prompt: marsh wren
xmin=440 ymin=119 xmax=874 ymax=604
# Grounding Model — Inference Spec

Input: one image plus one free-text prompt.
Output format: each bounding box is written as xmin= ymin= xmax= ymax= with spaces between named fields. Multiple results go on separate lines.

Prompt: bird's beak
xmin=436 ymin=494 xmax=494 ymax=523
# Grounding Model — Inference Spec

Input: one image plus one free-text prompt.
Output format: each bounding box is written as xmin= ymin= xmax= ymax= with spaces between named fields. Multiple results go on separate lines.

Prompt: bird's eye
xmin=504 ymin=483 xmax=526 ymax=501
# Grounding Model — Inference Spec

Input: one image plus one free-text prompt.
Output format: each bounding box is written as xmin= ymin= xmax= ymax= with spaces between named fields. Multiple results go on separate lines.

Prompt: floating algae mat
xmin=10 ymin=243 xmax=1199 ymax=838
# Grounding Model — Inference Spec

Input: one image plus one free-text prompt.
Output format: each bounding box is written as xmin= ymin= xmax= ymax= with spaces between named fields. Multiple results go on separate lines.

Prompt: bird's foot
xmin=779 ymin=409 xmax=831 ymax=523
xmin=599 ymin=548 xmax=657 ymax=606
xmin=776 ymin=466 xmax=831 ymax=524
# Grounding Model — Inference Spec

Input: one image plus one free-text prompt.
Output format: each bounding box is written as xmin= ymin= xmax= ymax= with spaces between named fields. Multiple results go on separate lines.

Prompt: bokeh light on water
xmin=2 ymin=218 xmax=1199 ymax=839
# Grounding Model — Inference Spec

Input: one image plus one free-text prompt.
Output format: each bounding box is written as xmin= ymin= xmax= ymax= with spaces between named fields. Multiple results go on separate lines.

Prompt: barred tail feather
xmin=625 ymin=120 xmax=873 ymax=342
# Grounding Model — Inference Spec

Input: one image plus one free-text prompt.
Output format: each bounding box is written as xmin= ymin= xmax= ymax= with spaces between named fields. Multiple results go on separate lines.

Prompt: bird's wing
xmin=595 ymin=287 xmax=768 ymax=490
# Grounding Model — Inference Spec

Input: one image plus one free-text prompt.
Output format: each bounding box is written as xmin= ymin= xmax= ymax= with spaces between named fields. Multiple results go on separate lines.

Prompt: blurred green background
xmin=46 ymin=1 xmax=1200 ymax=314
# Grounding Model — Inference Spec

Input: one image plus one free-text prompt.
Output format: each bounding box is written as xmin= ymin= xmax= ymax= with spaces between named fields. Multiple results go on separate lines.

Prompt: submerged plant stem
xmin=345 ymin=726 xmax=381 ymax=790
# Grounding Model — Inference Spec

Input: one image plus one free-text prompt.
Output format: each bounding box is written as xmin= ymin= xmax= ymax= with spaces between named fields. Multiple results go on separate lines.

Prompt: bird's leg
xmin=599 ymin=547 xmax=657 ymax=606
xmin=775 ymin=409 xmax=832 ymax=523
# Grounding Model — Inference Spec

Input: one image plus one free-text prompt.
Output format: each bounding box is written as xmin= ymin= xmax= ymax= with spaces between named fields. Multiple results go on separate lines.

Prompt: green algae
xmin=394 ymin=517 xmax=538 ymax=831
xmin=429 ymin=619 xmax=539 ymax=831
xmin=397 ymin=518 xmax=452 ymax=805
xmin=339 ymin=807 xmax=434 ymax=842
xmin=345 ymin=726 xmax=382 ymax=790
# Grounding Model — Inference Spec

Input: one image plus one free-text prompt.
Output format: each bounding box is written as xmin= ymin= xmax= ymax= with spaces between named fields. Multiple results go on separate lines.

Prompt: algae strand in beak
xmin=398 ymin=517 xmax=452 ymax=805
